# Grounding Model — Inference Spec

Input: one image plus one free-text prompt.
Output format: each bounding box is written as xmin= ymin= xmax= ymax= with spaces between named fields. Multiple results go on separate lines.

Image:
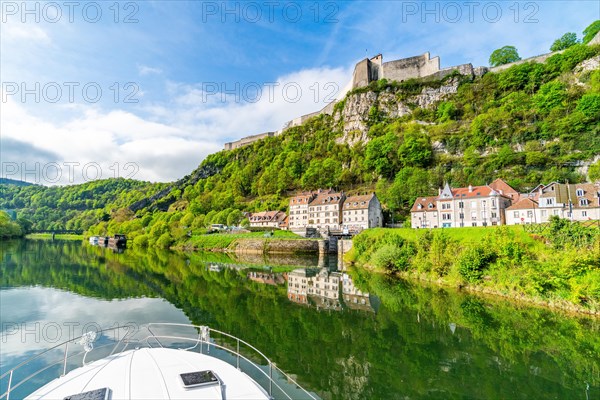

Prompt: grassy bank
xmin=174 ymin=230 xmax=306 ymax=251
xmin=347 ymin=219 xmax=600 ymax=315
xmin=26 ymin=233 xmax=84 ymax=240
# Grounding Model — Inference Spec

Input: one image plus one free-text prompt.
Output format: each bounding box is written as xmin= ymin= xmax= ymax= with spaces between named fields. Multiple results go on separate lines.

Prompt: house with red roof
xmin=248 ymin=210 xmax=287 ymax=229
xmin=410 ymin=179 xmax=516 ymax=228
xmin=505 ymin=182 xmax=600 ymax=225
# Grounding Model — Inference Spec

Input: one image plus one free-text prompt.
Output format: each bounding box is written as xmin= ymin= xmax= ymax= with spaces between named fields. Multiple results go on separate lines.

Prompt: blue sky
xmin=1 ymin=1 xmax=598 ymax=183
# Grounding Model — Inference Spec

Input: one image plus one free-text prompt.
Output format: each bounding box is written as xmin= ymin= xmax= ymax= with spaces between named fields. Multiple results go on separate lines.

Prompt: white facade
xmin=411 ymin=181 xmax=515 ymax=229
xmin=506 ymin=183 xmax=600 ymax=225
xmin=342 ymin=194 xmax=383 ymax=231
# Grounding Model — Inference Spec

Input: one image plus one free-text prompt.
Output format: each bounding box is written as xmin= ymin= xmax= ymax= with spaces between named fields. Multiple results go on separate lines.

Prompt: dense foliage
xmin=349 ymin=220 xmax=600 ymax=312
xmin=0 ymin=211 xmax=23 ymax=239
xmin=81 ymin=40 xmax=600 ymax=246
xmin=550 ymin=32 xmax=580 ymax=51
xmin=2 ymin=24 xmax=599 ymax=246
xmin=0 ymin=179 xmax=163 ymax=232
xmin=2 ymin=240 xmax=599 ymax=399
xmin=489 ymin=45 xmax=521 ymax=66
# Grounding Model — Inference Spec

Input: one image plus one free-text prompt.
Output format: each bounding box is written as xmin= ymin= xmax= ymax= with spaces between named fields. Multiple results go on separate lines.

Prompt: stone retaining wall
xmin=233 ymin=238 xmax=322 ymax=254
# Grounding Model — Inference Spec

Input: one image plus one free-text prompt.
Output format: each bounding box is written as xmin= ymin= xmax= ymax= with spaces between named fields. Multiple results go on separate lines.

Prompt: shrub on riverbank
xmin=348 ymin=221 xmax=600 ymax=312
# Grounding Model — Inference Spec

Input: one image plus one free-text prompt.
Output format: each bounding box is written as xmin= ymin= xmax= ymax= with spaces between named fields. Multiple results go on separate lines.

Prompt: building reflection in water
xmin=287 ymin=268 xmax=378 ymax=313
xmin=246 ymin=271 xmax=287 ymax=286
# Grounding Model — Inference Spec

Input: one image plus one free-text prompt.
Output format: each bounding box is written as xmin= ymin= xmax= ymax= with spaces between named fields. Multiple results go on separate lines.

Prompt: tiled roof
xmin=506 ymin=198 xmax=538 ymax=211
xmin=410 ymin=196 xmax=438 ymax=212
xmin=489 ymin=178 xmax=519 ymax=200
xmin=572 ymin=183 xmax=600 ymax=209
xmin=451 ymin=185 xmax=493 ymax=198
xmin=309 ymin=192 xmax=344 ymax=206
xmin=289 ymin=189 xmax=334 ymax=204
xmin=343 ymin=194 xmax=374 ymax=210
xmin=249 ymin=210 xmax=285 ymax=222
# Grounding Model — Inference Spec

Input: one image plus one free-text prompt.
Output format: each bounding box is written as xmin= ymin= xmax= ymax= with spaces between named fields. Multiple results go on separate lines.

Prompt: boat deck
xmin=26 ymin=348 xmax=270 ymax=400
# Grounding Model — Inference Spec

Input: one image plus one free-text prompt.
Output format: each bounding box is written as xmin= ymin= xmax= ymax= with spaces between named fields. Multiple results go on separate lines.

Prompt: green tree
xmin=398 ymin=130 xmax=433 ymax=168
xmin=582 ymin=20 xmax=600 ymax=44
xmin=550 ymin=32 xmax=579 ymax=51
xmin=489 ymin=46 xmax=521 ymax=67
xmin=576 ymin=93 xmax=600 ymax=118
xmin=226 ymin=209 xmax=244 ymax=226
xmin=589 ymin=160 xmax=600 ymax=182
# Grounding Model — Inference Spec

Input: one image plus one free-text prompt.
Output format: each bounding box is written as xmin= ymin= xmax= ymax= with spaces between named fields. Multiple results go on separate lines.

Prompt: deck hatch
xmin=63 ymin=387 xmax=111 ymax=400
xmin=180 ymin=370 xmax=220 ymax=388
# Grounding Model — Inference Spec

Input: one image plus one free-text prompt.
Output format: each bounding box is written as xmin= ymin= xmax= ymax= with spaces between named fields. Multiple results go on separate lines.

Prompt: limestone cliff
xmin=333 ymin=77 xmax=461 ymax=146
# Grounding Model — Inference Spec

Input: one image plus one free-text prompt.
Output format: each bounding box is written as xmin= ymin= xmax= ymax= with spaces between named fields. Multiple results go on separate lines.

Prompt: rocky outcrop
xmin=334 ymin=79 xmax=460 ymax=145
xmin=413 ymin=78 xmax=460 ymax=108
xmin=575 ymin=55 xmax=600 ymax=74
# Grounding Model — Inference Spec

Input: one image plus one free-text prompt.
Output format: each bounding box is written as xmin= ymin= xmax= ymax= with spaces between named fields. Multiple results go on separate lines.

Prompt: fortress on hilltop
xmin=224 ymin=51 xmax=482 ymax=150
xmin=223 ymin=31 xmax=600 ymax=151
xmin=350 ymin=52 xmax=486 ymax=89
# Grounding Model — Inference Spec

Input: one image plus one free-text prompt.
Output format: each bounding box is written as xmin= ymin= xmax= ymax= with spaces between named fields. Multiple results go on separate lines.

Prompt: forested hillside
xmin=2 ymin=30 xmax=599 ymax=245
xmin=0 ymin=179 xmax=164 ymax=232
xmin=84 ymin=41 xmax=600 ymax=248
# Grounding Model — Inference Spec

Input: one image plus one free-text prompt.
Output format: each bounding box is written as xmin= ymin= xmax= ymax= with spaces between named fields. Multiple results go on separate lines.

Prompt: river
xmin=1 ymin=239 xmax=599 ymax=399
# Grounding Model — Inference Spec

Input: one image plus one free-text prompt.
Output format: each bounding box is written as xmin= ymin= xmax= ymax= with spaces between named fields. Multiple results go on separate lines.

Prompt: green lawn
xmin=26 ymin=233 xmax=84 ymax=240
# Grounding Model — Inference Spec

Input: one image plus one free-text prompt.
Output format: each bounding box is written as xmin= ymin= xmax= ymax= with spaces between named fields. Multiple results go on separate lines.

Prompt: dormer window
xmin=417 ymin=204 xmax=422 ymax=210
xmin=428 ymin=203 xmax=434 ymax=209
xmin=576 ymin=189 xmax=584 ymax=197
xmin=580 ymin=199 xmax=589 ymax=206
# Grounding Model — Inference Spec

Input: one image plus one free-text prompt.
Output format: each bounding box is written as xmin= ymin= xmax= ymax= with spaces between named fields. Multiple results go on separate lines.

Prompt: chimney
xmin=468 ymin=185 xmax=473 ymax=193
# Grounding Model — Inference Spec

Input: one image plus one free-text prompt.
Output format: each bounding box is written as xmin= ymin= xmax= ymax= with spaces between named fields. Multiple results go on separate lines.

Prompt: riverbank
xmin=346 ymin=222 xmax=600 ymax=316
xmin=173 ymin=231 xmax=319 ymax=253
xmin=26 ymin=233 xmax=84 ymax=240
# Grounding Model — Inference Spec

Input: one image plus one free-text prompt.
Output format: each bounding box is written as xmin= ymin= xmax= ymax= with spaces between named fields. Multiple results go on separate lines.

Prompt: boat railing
xmin=0 ymin=325 xmax=138 ymax=400
xmin=0 ymin=324 xmax=318 ymax=400
xmin=144 ymin=323 xmax=318 ymax=400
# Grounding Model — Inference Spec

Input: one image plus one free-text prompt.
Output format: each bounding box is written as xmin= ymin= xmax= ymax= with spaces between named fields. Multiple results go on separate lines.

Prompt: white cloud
xmin=0 ymin=65 xmax=350 ymax=184
xmin=137 ymin=65 xmax=163 ymax=76
xmin=0 ymin=95 xmax=220 ymax=184
xmin=153 ymin=65 xmax=352 ymax=140
xmin=1 ymin=23 xmax=51 ymax=44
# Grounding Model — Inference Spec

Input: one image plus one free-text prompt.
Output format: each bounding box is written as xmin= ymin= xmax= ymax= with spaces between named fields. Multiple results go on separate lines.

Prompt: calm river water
xmin=1 ymin=239 xmax=599 ymax=399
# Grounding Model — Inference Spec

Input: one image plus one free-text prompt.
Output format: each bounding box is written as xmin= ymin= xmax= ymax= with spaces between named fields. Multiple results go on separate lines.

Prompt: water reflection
xmin=287 ymin=268 xmax=378 ymax=313
xmin=1 ymin=239 xmax=599 ymax=400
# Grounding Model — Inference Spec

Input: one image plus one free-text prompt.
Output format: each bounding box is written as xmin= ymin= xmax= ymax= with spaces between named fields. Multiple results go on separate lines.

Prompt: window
xmin=527 ymin=211 xmax=533 ymax=218
xmin=580 ymin=199 xmax=589 ymax=206
xmin=442 ymin=213 xmax=452 ymax=220
xmin=576 ymin=189 xmax=584 ymax=197
xmin=471 ymin=211 xmax=477 ymax=219
xmin=541 ymin=210 xmax=547 ymax=217
xmin=472 ymin=222 xmax=477 ymax=227
xmin=553 ymin=209 xmax=559 ymax=215
xmin=491 ymin=212 xmax=497 ymax=218
xmin=491 ymin=199 xmax=496 ymax=207
xmin=459 ymin=213 xmax=464 ymax=219
xmin=442 ymin=203 xmax=451 ymax=210
xmin=582 ymin=211 xmax=587 ymax=217
xmin=458 ymin=202 xmax=464 ymax=209
xmin=513 ymin=211 xmax=519 ymax=218
xmin=428 ymin=203 xmax=434 ymax=209
xmin=547 ymin=198 xmax=554 ymax=206
xmin=417 ymin=204 xmax=422 ymax=209
xmin=471 ymin=201 xmax=477 ymax=208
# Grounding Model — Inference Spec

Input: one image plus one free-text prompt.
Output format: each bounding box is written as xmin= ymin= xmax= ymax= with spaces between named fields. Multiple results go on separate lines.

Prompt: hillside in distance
xmin=2 ymin=36 xmax=600 ymax=238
